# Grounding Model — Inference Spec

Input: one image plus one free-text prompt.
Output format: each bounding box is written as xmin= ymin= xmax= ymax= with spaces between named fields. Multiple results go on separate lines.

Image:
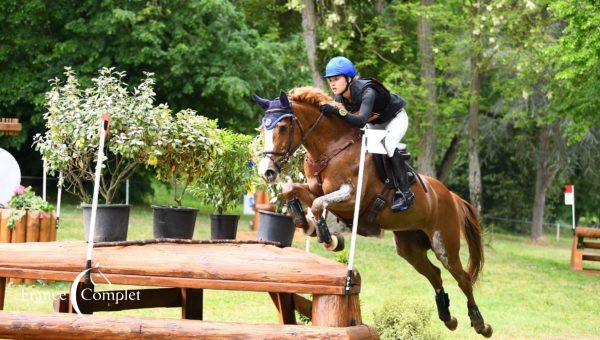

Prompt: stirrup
xmin=391 ymin=190 xmax=414 ymax=212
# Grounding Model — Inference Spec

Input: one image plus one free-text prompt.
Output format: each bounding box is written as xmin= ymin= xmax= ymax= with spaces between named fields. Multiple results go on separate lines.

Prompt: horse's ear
xmin=252 ymin=93 xmax=270 ymax=110
xmin=279 ymin=90 xmax=291 ymax=108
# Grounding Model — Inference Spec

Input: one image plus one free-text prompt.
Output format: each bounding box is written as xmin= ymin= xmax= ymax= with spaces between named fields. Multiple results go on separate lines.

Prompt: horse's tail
xmin=453 ymin=193 xmax=484 ymax=284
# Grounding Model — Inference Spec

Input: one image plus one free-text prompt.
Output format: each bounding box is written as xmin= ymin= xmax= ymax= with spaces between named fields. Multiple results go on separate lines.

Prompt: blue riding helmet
xmin=322 ymin=56 xmax=356 ymax=79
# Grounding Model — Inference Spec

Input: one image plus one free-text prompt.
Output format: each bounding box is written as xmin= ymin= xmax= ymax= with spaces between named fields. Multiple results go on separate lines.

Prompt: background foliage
xmin=1 ymin=0 xmax=598 ymax=234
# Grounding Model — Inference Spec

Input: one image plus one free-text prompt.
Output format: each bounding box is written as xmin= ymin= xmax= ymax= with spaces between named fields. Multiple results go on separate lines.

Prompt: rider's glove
xmin=320 ymin=103 xmax=340 ymax=116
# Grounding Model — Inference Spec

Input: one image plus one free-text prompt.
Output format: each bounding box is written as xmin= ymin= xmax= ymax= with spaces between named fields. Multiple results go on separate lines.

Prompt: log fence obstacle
xmin=0 ymin=209 xmax=57 ymax=285
xmin=0 ymin=241 xmax=378 ymax=339
xmin=571 ymin=227 xmax=600 ymax=273
xmin=0 ymin=118 xmax=21 ymax=136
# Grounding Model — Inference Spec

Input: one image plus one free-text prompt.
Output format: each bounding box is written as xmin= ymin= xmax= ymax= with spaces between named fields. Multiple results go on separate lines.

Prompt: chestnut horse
xmin=254 ymin=88 xmax=493 ymax=337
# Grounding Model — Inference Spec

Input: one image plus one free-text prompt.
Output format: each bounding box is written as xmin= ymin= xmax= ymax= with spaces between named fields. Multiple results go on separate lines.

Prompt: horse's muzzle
xmin=258 ymin=157 xmax=279 ymax=183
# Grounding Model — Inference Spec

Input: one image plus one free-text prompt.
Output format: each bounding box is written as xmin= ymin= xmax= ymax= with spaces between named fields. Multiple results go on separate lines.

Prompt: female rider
xmin=319 ymin=56 xmax=414 ymax=211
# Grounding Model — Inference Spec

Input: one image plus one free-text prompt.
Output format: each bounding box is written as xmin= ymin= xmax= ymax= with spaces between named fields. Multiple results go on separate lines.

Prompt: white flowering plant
xmin=149 ymin=110 xmax=220 ymax=207
xmin=34 ymin=67 xmax=169 ymax=204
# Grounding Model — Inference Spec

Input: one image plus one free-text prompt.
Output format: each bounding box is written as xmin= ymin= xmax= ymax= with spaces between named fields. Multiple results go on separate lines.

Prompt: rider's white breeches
xmin=366 ymin=108 xmax=409 ymax=157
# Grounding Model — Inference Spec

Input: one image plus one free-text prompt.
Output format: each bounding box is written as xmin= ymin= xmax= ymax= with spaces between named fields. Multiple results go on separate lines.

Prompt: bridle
xmin=261 ymin=104 xmax=325 ymax=171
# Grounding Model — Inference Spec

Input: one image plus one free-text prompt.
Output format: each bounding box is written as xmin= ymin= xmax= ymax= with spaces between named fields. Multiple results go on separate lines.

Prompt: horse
xmin=253 ymin=88 xmax=493 ymax=337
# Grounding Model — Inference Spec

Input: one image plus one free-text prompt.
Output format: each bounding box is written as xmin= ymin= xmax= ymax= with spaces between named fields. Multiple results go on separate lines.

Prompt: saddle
xmin=373 ymin=149 xmax=416 ymax=190
xmin=361 ymin=149 xmax=417 ymax=224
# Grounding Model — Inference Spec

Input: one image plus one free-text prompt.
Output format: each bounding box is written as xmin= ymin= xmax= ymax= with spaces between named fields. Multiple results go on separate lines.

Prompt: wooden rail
xmin=0 ymin=311 xmax=379 ymax=339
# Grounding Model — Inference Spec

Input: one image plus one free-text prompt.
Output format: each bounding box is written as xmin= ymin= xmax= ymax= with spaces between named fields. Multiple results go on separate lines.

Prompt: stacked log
xmin=0 ymin=209 xmax=57 ymax=285
xmin=0 ymin=118 xmax=21 ymax=136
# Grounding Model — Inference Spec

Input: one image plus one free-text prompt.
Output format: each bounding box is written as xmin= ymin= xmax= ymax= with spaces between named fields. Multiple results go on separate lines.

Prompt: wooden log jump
xmin=571 ymin=227 xmax=600 ymax=272
xmin=0 ymin=209 xmax=58 ymax=285
xmin=0 ymin=118 xmax=21 ymax=136
xmin=0 ymin=241 xmax=375 ymax=337
xmin=0 ymin=311 xmax=378 ymax=339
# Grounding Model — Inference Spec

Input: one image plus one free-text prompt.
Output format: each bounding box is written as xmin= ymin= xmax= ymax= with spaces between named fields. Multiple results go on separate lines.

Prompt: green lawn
xmin=3 ymin=192 xmax=599 ymax=339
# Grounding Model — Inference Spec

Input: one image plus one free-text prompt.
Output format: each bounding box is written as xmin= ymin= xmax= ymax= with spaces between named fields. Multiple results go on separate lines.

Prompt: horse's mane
xmin=288 ymin=86 xmax=332 ymax=108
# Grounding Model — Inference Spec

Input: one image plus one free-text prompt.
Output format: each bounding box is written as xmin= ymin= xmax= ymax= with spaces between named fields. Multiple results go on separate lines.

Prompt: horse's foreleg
xmin=282 ymin=182 xmax=317 ymax=236
xmin=310 ymin=183 xmax=353 ymax=252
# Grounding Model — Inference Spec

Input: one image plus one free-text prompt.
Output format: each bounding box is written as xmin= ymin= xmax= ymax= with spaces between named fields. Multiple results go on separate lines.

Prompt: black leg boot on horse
xmin=436 ymin=288 xmax=458 ymax=331
xmin=390 ymin=149 xmax=415 ymax=212
xmin=468 ymin=304 xmax=493 ymax=337
xmin=315 ymin=213 xmax=345 ymax=252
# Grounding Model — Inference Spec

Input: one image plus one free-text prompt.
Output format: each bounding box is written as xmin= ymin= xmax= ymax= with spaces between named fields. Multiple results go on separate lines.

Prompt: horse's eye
xmin=278 ymin=125 xmax=287 ymax=133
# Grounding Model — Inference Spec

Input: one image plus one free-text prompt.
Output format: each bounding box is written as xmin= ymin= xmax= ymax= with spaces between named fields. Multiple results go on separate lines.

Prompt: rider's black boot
xmin=390 ymin=149 xmax=414 ymax=212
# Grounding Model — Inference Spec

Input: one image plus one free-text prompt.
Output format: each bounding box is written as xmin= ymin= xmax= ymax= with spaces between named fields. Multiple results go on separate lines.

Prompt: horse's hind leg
xmin=393 ymin=231 xmax=458 ymax=331
xmin=429 ymin=227 xmax=492 ymax=337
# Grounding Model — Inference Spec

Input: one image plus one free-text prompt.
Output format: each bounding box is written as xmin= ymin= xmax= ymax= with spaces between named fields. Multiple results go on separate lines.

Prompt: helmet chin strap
xmin=341 ymin=76 xmax=352 ymax=96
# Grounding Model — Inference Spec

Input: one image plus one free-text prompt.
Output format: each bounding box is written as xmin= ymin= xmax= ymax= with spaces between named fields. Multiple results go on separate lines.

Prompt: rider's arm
xmin=343 ymin=87 xmax=377 ymax=127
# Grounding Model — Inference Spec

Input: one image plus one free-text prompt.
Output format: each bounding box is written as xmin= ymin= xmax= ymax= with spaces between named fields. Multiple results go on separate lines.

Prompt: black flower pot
xmin=257 ymin=210 xmax=295 ymax=247
xmin=152 ymin=205 xmax=198 ymax=240
xmin=210 ymin=214 xmax=240 ymax=240
xmin=82 ymin=204 xmax=130 ymax=242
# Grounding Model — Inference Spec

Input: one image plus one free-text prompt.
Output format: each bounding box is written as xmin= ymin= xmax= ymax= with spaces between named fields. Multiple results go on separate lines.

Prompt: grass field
xmin=3 ymin=186 xmax=599 ymax=339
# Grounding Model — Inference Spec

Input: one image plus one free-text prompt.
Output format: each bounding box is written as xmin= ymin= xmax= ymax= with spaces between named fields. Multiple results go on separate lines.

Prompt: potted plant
xmin=249 ymin=136 xmax=306 ymax=247
xmin=149 ymin=109 xmax=219 ymax=239
xmin=192 ymin=130 xmax=254 ymax=240
xmin=34 ymin=67 xmax=167 ymax=242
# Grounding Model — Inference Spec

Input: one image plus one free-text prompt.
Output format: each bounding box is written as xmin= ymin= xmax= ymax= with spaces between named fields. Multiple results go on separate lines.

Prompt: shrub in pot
xmin=192 ymin=130 xmax=253 ymax=240
xmin=249 ymin=136 xmax=306 ymax=247
xmin=149 ymin=110 xmax=219 ymax=239
xmin=34 ymin=67 xmax=167 ymax=242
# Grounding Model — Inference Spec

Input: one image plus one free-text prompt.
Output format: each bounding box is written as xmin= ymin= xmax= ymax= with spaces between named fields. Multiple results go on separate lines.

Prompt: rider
xmin=319 ymin=56 xmax=414 ymax=211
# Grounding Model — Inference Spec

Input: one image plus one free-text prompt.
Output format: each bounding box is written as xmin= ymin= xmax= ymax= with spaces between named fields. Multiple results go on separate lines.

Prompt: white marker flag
xmin=364 ymin=129 xmax=388 ymax=155
xmin=564 ymin=185 xmax=574 ymax=205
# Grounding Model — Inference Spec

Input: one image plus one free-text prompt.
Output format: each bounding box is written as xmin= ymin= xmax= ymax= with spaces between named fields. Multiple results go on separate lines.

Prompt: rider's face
xmin=327 ymin=76 xmax=348 ymax=95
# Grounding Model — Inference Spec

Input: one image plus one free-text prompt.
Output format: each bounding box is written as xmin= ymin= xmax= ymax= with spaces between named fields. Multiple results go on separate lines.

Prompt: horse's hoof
xmin=324 ymin=232 xmax=345 ymax=252
xmin=303 ymin=220 xmax=316 ymax=236
xmin=478 ymin=323 xmax=493 ymax=338
xmin=444 ymin=317 xmax=458 ymax=331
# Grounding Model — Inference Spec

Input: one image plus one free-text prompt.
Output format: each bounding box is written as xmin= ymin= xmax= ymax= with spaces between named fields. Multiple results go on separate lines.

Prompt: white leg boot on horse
xmin=309 ymin=184 xmax=353 ymax=252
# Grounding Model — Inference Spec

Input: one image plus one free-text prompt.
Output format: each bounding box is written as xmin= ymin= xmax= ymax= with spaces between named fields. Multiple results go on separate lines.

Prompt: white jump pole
xmin=84 ymin=113 xmax=109 ymax=284
xmin=55 ymin=172 xmax=63 ymax=229
xmin=42 ymin=158 xmax=47 ymax=201
xmin=125 ymin=179 xmax=130 ymax=205
xmin=571 ymin=185 xmax=576 ymax=232
xmin=345 ymin=131 xmax=367 ymax=295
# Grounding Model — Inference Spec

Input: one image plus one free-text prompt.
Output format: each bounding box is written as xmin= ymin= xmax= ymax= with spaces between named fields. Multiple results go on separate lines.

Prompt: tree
xmin=300 ymin=0 xmax=327 ymax=90
xmin=549 ymin=0 xmax=600 ymax=141
xmin=416 ymin=0 xmax=438 ymax=177
xmin=0 ymin=0 xmax=309 ymax=181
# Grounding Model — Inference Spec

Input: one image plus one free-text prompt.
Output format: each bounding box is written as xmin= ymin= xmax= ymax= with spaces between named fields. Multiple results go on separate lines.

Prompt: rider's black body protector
xmin=334 ymin=78 xmax=405 ymax=127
